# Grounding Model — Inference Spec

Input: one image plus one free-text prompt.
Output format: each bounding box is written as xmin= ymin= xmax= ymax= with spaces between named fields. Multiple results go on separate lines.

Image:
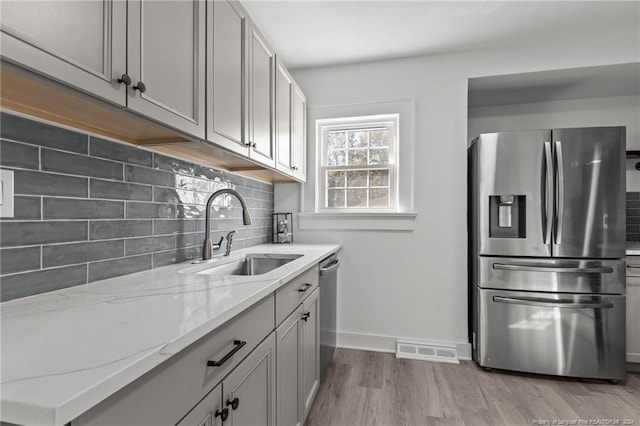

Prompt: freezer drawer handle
xmin=492 ymin=263 xmax=614 ymax=274
xmin=493 ymin=295 xmax=614 ymax=309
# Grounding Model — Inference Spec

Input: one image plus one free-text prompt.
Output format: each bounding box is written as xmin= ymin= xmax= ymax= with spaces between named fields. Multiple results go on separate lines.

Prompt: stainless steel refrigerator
xmin=468 ymin=127 xmax=626 ymax=381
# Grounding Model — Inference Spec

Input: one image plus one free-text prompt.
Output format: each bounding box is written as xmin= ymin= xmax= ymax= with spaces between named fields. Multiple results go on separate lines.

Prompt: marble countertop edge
xmin=0 ymin=243 xmax=342 ymax=426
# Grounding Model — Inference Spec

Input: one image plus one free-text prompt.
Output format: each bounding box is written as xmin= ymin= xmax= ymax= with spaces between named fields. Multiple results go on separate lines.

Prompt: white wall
xmin=469 ymin=95 xmax=640 ymax=191
xmin=276 ymin=34 xmax=640 ymax=357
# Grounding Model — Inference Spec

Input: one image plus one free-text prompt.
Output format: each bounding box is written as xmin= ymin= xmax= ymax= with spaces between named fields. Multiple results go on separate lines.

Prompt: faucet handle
xmin=212 ymin=236 xmax=224 ymax=250
xmin=225 ymin=230 xmax=237 ymax=239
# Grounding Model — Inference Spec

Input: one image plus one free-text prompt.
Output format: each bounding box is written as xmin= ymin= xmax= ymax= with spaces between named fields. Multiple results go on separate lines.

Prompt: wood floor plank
xmin=305 ymin=349 xmax=640 ymax=426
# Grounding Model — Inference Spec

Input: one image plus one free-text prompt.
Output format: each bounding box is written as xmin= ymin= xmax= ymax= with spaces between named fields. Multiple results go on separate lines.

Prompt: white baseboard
xmin=337 ymin=331 xmax=472 ymax=360
xmin=626 ymin=352 xmax=640 ymax=363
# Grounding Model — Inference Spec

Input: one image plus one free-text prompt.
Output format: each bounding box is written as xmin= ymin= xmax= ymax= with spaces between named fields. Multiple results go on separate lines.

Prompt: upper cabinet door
xmin=275 ymin=59 xmax=293 ymax=175
xmin=0 ymin=0 xmax=127 ymax=105
xmin=291 ymin=83 xmax=307 ymax=182
xmin=127 ymin=0 xmax=206 ymax=138
xmin=247 ymin=26 xmax=276 ymax=168
xmin=207 ymin=0 xmax=248 ymax=156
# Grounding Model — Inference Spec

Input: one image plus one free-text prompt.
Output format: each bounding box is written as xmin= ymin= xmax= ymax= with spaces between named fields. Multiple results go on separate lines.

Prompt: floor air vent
xmin=396 ymin=340 xmax=459 ymax=364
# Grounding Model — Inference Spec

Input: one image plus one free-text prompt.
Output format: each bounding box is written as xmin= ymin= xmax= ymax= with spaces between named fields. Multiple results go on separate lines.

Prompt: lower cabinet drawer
xmin=73 ymin=294 xmax=275 ymax=426
xmin=275 ymin=265 xmax=319 ymax=326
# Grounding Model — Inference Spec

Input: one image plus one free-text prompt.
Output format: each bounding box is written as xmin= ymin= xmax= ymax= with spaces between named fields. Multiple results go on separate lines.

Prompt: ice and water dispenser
xmin=489 ymin=195 xmax=526 ymax=238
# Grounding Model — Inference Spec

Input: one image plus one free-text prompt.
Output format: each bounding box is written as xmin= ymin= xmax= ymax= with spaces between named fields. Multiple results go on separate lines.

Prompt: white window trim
xmin=298 ymin=98 xmax=417 ymax=231
xmin=317 ymin=114 xmax=398 ymax=213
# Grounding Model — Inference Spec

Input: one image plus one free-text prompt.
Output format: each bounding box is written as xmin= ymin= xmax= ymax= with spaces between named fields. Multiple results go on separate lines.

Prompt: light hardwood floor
xmin=305 ymin=349 xmax=640 ymax=426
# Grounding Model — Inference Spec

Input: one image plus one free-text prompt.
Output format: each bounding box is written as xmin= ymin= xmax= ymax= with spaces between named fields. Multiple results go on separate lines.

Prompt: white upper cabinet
xmin=207 ymin=0 xmax=247 ymax=155
xmin=291 ymin=83 xmax=307 ymax=182
xmin=127 ymin=0 xmax=206 ymax=137
xmin=247 ymin=26 xmax=276 ymax=168
xmin=1 ymin=0 xmax=205 ymax=138
xmin=275 ymin=57 xmax=307 ymax=182
xmin=0 ymin=0 xmax=127 ymax=105
xmin=275 ymin=58 xmax=293 ymax=175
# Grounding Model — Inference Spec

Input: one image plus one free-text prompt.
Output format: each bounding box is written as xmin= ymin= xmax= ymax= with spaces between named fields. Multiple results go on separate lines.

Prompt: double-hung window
xmin=317 ymin=114 xmax=398 ymax=211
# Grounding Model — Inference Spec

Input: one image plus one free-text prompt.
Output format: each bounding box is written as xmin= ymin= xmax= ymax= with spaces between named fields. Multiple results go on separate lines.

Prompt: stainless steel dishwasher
xmin=319 ymin=253 xmax=339 ymax=379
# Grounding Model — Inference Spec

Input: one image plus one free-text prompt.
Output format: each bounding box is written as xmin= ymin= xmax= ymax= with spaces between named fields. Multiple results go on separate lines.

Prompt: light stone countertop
xmin=0 ymin=243 xmax=341 ymax=426
xmin=627 ymin=242 xmax=640 ymax=256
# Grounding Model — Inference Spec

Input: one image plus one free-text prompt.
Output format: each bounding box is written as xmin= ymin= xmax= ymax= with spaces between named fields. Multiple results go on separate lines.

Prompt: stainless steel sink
xmin=194 ymin=253 xmax=302 ymax=277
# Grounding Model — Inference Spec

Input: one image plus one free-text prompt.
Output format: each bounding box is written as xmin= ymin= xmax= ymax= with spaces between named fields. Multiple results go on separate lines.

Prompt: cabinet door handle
xmin=117 ymin=73 xmax=131 ymax=86
xmin=291 ymin=166 xmax=298 ymax=171
xmin=133 ymin=81 xmax=147 ymax=93
xmin=301 ymin=312 xmax=310 ymax=322
xmin=298 ymin=283 xmax=312 ymax=292
xmin=207 ymin=339 xmax=246 ymax=367
xmin=226 ymin=397 xmax=240 ymax=411
xmin=215 ymin=408 xmax=229 ymax=422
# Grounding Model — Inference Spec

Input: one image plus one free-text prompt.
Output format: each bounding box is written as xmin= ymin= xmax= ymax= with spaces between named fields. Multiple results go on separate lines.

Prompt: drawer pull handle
xmin=301 ymin=312 xmax=310 ymax=322
xmin=215 ymin=408 xmax=229 ymax=421
xmin=298 ymin=283 xmax=312 ymax=292
xmin=207 ymin=339 xmax=246 ymax=367
xmin=226 ymin=397 xmax=240 ymax=411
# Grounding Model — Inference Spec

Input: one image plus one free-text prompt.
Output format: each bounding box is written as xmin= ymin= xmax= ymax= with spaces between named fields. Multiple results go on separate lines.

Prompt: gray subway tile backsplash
xmin=0 ymin=246 xmax=41 ymax=275
xmin=1 ymin=265 xmax=88 ymax=302
xmin=1 ymin=113 xmax=88 ymax=154
xmin=42 ymin=240 xmax=125 ymax=268
xmin=0 ymin=139 xmax=40 ymax=169
xmin=14 ymin=169 xmax=88 ymax=198
xmin=0 ymin=221 xmax=88 ymax=247
xmin=43 ymin=198 xmax=124 ymax=220
xmin=0 ymin=112 xmax=274 ymax=301
xmin=125 ymin=164 xmax=175 ymax=187
xmin=8 ymin=196 xmax=42 ymax=221
xmin=42 ymin=149 xmax=123 ymax=180
xmin=90 ymin=179 xmax=153 ymax=201
xmin=88 ymin=255 xmax=153 ymax=283
xmin=628 ymin=192 xmax=640 ymax=241
xmin=89 ymin=137 xmax=153 ymax=167
xmin=126 ymin=201 xmax=176 ymax=219
xmin=90 ymin=220 xmax=154 ymax=240
xmin=125 ymin=235 xmax=175 ymax=256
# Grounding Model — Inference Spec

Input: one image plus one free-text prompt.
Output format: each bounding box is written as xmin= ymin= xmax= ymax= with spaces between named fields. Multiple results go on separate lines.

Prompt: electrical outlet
xmin=0 ymin=169 xmax=15 ymax=218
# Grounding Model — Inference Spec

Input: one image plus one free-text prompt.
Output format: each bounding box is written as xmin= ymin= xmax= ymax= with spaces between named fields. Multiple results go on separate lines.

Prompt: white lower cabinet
xmin=179 ymin=333 xmax=276 ymax=426
xmin=71 ymin=266 xmax=322 ymax=426
xmin=301 ymin=288 xmax=320 ymax=418
xmin=276 ymin=288 xmax=320 ymax=426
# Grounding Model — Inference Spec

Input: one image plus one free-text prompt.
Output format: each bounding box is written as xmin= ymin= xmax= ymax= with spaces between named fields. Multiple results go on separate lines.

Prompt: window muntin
xmin=318 ymin=115 xmax=398 ymax=211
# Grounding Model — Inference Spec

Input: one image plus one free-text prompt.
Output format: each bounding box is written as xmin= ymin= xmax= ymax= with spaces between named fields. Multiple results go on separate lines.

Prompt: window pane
xmin=369 ymin=169 xmax=389 ymax=187
xmin=369 ymin=188 xmax=389 ymax=207
xmin=327 ymin=170 xmax=346 ymax=188
xmin=348 ymin=131 xmax=368 ymax=148
xmin=327 ymin=149 xmax=346 ymax=166
xmin=346 ymin=170 xmax=367 ymax=187
xmin=348 ymin=149 xmax=367 ymax=165
xmin=346 ymin=189 xmax=367 ymax=207
xmin=328 ymin=131 xmax=346 ymax=149
xmin=369 ymin=129 xmax=389 ymax=147
xmin=327 ymin=189 xmax=345 ymax=208
xmin=369 ymin=148 xmax=389 ymax=165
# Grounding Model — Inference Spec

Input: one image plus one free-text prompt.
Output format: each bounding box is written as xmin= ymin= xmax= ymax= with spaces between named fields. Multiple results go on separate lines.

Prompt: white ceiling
xmin=241 ymin=1 xmax=640 ymax=71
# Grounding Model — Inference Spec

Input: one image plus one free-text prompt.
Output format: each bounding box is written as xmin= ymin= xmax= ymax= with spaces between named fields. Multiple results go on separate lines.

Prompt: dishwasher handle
xmin=320 ymin=255 xmax=340 ymax=276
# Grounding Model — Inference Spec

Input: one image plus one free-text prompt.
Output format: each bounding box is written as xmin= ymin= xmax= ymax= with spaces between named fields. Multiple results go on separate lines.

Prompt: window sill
xmin=298 ymin=212 xmax=417 ymax=231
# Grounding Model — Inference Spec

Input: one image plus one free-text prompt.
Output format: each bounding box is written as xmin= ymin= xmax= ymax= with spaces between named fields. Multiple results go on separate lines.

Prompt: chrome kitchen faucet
xmin=201 ymin=189 xmax=251 ymax=261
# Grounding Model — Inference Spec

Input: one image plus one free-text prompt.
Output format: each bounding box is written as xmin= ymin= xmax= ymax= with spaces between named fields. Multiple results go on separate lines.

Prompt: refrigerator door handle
xmin=492 ymin=263 xmax=614 ymax=274
xmin=493 ymin=295 xmax=614 ymax=309
xmin=554 ymin=140 xmax=565 ymax=245
xmin=543 ymin=141 xmax=553 ymax=245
